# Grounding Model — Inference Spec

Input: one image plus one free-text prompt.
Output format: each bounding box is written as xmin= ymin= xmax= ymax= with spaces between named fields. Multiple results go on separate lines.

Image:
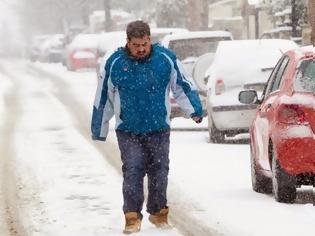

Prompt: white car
xmin=150 ymin=27 xmax=188 ymax=43
xmin=96 ymin=31 xmax=127 ymax=78
xmin=161 ymin=31 xmax=233 ymax=118
xmin=97 ymin=31 xmax=126 ymax=57
xmin=206 ymin=39 xmax=298 ymax=143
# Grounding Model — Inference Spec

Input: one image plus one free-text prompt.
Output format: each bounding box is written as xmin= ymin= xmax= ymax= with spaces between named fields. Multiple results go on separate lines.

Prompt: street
xmin=0 ymin=59 xmax=314 ymax=236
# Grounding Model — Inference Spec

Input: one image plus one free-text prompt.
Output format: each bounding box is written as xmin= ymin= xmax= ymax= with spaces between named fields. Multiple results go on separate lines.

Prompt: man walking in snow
xmin=91 ymin=20 xmax=203 ymax=234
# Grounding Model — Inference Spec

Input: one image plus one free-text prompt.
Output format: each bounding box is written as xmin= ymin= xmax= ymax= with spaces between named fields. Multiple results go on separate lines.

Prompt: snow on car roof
xmin=151 ymin=28 xmax=188 ymax=34
xmin=161 ymin=31 xmax=233 ymax=46
xmin=98 ymin=31 xmax=126 ymax=52
xmin=295 ymin=45 xmax=315 ymax=58
xmin=69 ymin=34 xmax=101 ymax=49
xmin=299 ymin=45 xmax=314 ymax=52
xmin=210 ymin=39 xmax=298 ymax=86
xmin=219 ymin=38 xmax=297 ymax=49
xmin=150 ymin=28 xmax=189 ymax=43
xmin=214 ymin=39 xmax=298 ymax=67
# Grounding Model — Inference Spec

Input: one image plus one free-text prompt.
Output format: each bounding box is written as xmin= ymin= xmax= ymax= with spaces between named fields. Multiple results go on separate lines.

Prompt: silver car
xmin=161 ymin=31 xmax=233 ymax=118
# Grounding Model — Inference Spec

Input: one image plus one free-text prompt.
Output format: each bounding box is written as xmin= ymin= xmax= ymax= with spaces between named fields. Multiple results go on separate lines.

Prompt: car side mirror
xmin=239 ymin=90 xmax=258 ymax=104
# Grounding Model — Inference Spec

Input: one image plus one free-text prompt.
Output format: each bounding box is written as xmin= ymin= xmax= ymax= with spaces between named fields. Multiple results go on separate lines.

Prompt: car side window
xmin=263 ymin=56 xmax=289 ymax=98
xmin=261 ymin=56 xmax=284 ymax=99
xmin=270 ymin=56 xmax=289 ymax=92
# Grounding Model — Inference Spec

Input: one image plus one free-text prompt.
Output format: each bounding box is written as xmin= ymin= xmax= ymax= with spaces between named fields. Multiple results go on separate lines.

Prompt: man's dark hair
xmin=126 ymin=20 xmax=151 ymax=40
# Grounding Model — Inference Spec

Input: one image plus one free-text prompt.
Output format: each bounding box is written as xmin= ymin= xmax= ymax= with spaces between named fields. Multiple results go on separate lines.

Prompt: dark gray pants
xmin=116 ymin=129 xmax=170 ymax=216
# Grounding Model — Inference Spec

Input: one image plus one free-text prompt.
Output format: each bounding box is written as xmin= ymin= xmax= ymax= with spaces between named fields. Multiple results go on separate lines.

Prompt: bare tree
xmin=187 ymin=0 xmax=209 ymax=30
xmin=155 ymin=0 xmax=187 ymax=28
xmin=309 ymin=0 xmax=315 ymax=45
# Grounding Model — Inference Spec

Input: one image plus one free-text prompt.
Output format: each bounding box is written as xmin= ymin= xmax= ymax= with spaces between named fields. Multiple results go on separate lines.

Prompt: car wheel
xmin=208 ymin=115 xmax=224 ymax=143
xmin=271 ymin=148 xmax=296 ymax=203
xmin=250 ymin=145 xmax=272 ymax=194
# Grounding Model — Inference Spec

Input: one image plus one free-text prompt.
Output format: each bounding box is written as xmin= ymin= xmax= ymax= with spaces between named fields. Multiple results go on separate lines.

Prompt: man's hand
xmin=192 ymin=116 xmax=203 ymax=123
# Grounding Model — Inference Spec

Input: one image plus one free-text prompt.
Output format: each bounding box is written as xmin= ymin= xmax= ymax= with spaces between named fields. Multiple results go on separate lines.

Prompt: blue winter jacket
xmin=91 ymin=43 xmax=202 ymax=141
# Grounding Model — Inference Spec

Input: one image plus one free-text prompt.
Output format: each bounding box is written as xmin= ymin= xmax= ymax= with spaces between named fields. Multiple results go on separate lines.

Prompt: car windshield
xmin=168 ymin=37 xmax=229 ymax=61
xmin=295 ymin=59 xmax=315 ymax=93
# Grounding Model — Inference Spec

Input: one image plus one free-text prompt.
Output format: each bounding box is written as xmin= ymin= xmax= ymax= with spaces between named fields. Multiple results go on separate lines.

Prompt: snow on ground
xmin=0 ymin=70 xmax=12 ymax=236
xmin=168 ymin=132 xmax=315 ymax=236
xmin=1 ymin=60 xmax=315 ymax=236
xmin=32 ymin=62 xmax=315 ymax=236
xmin=12 ymin=73 xmax=122 ymax=235
xmin=0 ymin=72 xmax=13 ymax=121
xmin=0 ymin=61 xmax=182 ymax=236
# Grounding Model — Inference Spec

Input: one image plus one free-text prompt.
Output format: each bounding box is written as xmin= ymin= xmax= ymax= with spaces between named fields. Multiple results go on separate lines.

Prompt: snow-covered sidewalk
xmin=0 ymin=61 xmax=182 ymax=236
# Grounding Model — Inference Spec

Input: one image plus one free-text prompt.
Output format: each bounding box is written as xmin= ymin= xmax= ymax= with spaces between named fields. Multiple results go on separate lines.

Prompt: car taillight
xmin=215 ymin=79 xmax=225 ymax=95
xmin=278 ymin=104 xmax=307 ymax=125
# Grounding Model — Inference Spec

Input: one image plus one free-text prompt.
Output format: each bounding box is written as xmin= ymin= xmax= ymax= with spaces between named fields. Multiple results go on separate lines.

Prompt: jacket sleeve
xmin=91 ymin=58 xmax=115 ymax=141
xmin=170 ymin=57 xmax=203 ymax=118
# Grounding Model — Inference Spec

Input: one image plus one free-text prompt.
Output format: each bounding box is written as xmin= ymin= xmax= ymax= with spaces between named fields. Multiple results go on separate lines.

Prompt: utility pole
xmin=241 ymin=0 xmax=250 ymax=39
xmin=254 ymin=7 xmax=259 ymax=39
xmin=247 ymin=0 xmax=261 ymax=39
xmin=291 ymin=0 xmax=298 ymax=37
xmin=104 ymin=0 xmax=111 ymax=31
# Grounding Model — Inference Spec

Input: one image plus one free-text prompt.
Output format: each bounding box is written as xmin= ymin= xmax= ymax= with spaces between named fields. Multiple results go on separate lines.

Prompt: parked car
xmin=97 ymin=31 xmax=126 ymax=57
xmin=161 ymin=31 xmax=233 ymax=118
xmin=65 ymin=33 xmax=100 ymax=71
xmin=38 ymin=34 xmax=65 ymax=63
xmin=28 ymin=34 xmax=52 ymax=61
xmin=206 ymin=39 xmax=298 ymax=143
xmin=96 ymin=31 xmax=126 ymax=78
xmin=239 ymin=45 xmax=315 ymax=203
xmin=150 ymin=27 xmax=188 ymax=43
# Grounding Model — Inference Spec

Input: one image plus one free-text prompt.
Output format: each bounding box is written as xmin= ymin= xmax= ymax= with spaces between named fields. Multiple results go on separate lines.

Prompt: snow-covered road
xmin=0 ymin=66 xmax=19 ymax=236
xmin=0 ymin=59 xmax=314 ymax=236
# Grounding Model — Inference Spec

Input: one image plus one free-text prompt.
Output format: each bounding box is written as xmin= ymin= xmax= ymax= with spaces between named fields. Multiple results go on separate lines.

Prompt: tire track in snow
xmin=0 ymin=63 xmax=26 ymax=236
xmin=27 ymin=63 xmax=222 ymax=236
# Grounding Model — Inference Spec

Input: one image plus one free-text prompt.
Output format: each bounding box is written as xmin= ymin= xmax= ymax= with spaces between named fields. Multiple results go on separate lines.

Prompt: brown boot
xmin=123 ymin=212 xmax=141 ymax=234
xmin=148 ymin=207 xmax=171 ymax=228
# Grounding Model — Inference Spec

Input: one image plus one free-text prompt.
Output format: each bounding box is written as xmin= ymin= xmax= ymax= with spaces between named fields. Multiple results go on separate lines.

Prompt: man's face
xmin=127 ymin=35 xmax=151 ymax=59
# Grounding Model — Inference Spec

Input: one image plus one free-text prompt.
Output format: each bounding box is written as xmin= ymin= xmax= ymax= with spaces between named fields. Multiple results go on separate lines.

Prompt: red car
xmin=239 ymin=46 xmax=315 ymax=203
xmin=65 ymin=34 xmax=100 ymax=71
xmin=67 ymin=48 xmax=98 ymax=71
